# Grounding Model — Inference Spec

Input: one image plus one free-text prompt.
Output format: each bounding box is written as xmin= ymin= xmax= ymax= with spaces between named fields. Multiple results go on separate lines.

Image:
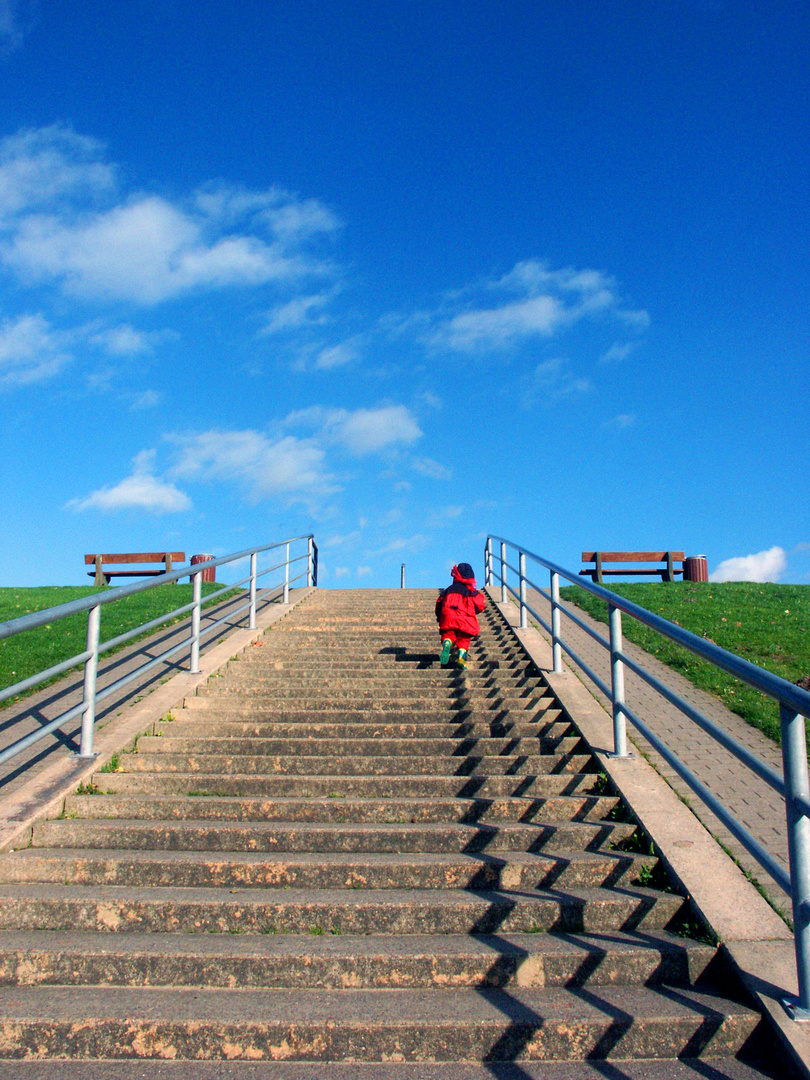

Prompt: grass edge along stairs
xmin=0 ymin=588 xmax=782 ymax=1077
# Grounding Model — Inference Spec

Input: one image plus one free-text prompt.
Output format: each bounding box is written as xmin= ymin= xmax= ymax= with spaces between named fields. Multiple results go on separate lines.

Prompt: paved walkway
xmin=522 ymin=587 xmax=790 ymax=914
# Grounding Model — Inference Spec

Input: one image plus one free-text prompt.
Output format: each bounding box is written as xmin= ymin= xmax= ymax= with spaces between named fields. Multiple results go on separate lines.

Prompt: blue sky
xmin=0 ymin=0 xmax=808 ymax=588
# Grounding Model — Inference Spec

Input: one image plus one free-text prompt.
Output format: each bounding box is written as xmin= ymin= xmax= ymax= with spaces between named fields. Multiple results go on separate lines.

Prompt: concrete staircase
xmin=0 ymin=588 xmax=778 ymax=1076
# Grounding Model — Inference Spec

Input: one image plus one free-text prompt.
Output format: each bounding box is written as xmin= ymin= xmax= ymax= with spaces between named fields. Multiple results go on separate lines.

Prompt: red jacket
xmin=436 ymin=566 xmax=485 ymax=637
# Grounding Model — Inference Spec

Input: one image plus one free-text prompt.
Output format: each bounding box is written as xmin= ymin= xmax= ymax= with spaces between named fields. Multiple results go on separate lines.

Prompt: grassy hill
xmin=0 ymin=583 xmax=236 ymax=703
xmin=558 ymin=581 xmax=810 ymax=745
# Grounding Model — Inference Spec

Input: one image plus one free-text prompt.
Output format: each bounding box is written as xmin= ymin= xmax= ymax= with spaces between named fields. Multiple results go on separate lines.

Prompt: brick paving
xmin=523 ymin=587 xmax=790 ymax=913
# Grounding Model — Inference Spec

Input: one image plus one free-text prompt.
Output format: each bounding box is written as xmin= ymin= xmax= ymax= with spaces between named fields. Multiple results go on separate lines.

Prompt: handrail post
xmin=500 ymin=541 xmax=507 ymax=604
xmin=284 ymin=542 xmax=290 ymax=604
xmin=519 ymin=552 xmax=527 ymax=629
xmin=78 ymin=603 xmax=101 ymax=758
xmin=307 ymin=536 xmax=314 ymax=587
xmin=189 ymin=570 xmax=202 ymax=674
xmin=485 ymin=538 xmax=492 ymax=587
xmin=249 ymin=551 xmax=257 ymax=630
xmin=400 ymin=563 xmax=406 ymax=589
xmin=609 ymin=603 xmax=630 ymax=758
xmin=550 ymin=570 xmax=563 ymax=674
xmin=780 ymin=703 xmax=810 ymax=1019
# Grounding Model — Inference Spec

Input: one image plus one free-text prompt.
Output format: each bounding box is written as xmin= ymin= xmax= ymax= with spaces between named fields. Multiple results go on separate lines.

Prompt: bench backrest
xmin=581 ymin=551 xmax=685 ymax=563
xmin=84 ymin=552 xmax=186 ymax=565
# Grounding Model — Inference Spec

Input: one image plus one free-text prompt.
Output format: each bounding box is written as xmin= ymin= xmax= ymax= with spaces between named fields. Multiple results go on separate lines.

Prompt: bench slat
xmin=85 ymin=552 xmax=185 ymax=565
xmin=581 ymin=551 xmax=685 ymax=562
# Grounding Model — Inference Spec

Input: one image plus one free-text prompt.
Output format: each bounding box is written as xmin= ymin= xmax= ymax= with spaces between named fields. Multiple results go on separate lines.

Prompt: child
xmin=435 ymin=562 xmax=485 ymax=668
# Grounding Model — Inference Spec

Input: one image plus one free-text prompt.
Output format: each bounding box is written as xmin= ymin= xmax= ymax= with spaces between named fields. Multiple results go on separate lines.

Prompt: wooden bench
xmin=85 ymin=552 xmax=185 ymax=586
xmin=580 ymin=551 xmax=685 ymax=585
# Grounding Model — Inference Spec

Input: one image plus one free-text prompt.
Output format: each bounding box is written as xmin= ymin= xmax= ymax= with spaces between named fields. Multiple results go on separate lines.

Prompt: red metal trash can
xmin=683 ymin=555 xmax=708 ymax=583
xmin=191 ymin=554 xmax=216 ymax=583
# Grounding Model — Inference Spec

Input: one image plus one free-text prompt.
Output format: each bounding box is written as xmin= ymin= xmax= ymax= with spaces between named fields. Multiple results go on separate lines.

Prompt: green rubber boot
xmin=439 ymin=639 xmax=453 ymax=667
xmin=456 ymin=649 xmax=468 ymax=669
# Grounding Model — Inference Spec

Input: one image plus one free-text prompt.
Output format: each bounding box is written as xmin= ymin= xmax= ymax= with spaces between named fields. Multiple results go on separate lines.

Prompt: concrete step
xmin=0 ymin=848 xmax=651 ymax=891
xmin=178 ymin=699 xmax=563 ymax=721
xmin=0 ymin=984 xmax=759 ymax=1062
xmin=90 ymin=772 xmax=604 ymax=799
xmin=113 ymin=752 xmax=594 ymax=775
xmin=64 ymin=792 xmax=619 ymax=823
xmin=0 ymin=883 xmax=686 ymax=934
xmin=212 ymin=669 xmax=545 ymax=686
xmin=0 ymin=928 xmax=714 ymax=989
xmin=135 ymin=735 xmax=584 ymax=757
xmin=30 ymin=818 xmax=636 ymax=853
xmin=193 ymin=685 xmax=553 ymax=703
xmin=0 ymin=1059 xmax=781 ymax=1079
xmin=153 ymin=719 xmax=573 ymax=739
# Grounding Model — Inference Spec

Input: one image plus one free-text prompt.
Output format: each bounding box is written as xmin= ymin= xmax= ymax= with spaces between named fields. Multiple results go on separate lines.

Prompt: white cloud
xmin=0 ymin=127 xmax=339 ymax=304
xmin=323 ymin=531 xmax=362 ymax=549
xmin=600 ymin=341 xmax=638 ymax=364
xmin=334 ymin=566 xmax=350 ymax=578
xmin=312 ymin=341 xmax=358 ymax=370
xmin=328 ymin=405 xmax=422 ymax=455
xmin=530 ymin=357 xmax=592 ymax=400
xmin=170 ymin=429 xmax=334 ymax=502
xmin=261 ymin=293 xmax=333 ymax=335
xmin=0 ymin=126 xmax=115 ymax=220
xmin=607 ymin=413 xmax=636 ymax=430
xmin=412 ymin=456 xmax=452 ymax=481
xmin=357 ymin=566 xmax=372 ymax=577
xmin=709 ymin=546 xmax=787 ymax=583
xmin=428 ymin=259 xmax=648 ymax=353
xmin=130 ymin=390 xmax=161 ymax=410
xmin=0 ymin=1 xmax=35 ymax=52
xmin=285 ymin=404 xmax=423 ymax=456
xmin=68 ymin=450 xmax=191 ymax=514
xmin=0 ymin=312 xmax=70 ymax=386
xmin=89 ymin=324 xmax=153 ymax=356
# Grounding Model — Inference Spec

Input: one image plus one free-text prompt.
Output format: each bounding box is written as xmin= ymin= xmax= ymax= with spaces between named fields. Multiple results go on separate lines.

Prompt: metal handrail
xmin=485 ymin=534 xmax=810 ymax=1021
xmin=0 ymin=534 xmax=316 ymax=767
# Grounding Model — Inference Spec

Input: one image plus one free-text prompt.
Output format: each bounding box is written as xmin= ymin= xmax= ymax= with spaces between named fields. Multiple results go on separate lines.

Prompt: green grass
xmin=0 ymin=582 xmax=238 ymax=703
xmin=558 ymin=581 xmax=810 ymax=745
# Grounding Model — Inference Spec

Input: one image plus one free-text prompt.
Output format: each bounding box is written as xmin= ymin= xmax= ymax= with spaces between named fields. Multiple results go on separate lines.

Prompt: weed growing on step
xmin=99 ymin=753 xmax=120 ymax=773
xmin=670 ymin=906 xmax=718 ymax=946
xmin=76 ymin=781 xmax=100 ymax=795
xmin=261 ymin=925 xmax=277 ymax=934
xmin=591 ymin=772 xmax=611 ymax=795
xmin=309 ymin=926 xmax=324 ymax=935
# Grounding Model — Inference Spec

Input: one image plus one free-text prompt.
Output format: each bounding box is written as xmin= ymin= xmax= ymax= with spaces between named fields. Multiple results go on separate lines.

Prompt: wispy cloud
xmin=0 ymin=312 xmax=70 ymax=386
xmin=709 ymin=546 xmax=787 ymax=583
xmin=412 ymin=456 xmax=452 ymax=481
xmin=261 ymin=292 xmax=334 ymax=335
xmin=129 ymin=389 xmax=161 ymax=410
xmin=606 ymin=413 xmax=636 ymax=430
xmin=88 ymin=324 xmax=155 ymax=356
xmin=0 ymin=1 xmax=36 ymax=52
xmin=67 ymin=450 xmax=191 ymax=514
xmin=0 ymin=126 xmax=340 ymax=304
xmin=427 ymin=260 xmax=649 ymax=353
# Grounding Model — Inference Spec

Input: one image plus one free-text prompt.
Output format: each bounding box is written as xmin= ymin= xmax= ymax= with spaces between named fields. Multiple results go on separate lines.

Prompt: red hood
xmin=451 ymin=565 xmax=477 ymax=589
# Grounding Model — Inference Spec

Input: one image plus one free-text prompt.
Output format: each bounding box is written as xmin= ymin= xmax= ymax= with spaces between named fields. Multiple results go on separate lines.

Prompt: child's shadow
xmin=378 ymin=646 xmax=436 ymax=668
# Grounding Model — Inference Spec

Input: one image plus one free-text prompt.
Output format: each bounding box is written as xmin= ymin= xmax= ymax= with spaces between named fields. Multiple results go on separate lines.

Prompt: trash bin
xmin=683 ymin=555 xmax=708 ymax=583
xmin=191 ymin=554 xmax=216 ymax=583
